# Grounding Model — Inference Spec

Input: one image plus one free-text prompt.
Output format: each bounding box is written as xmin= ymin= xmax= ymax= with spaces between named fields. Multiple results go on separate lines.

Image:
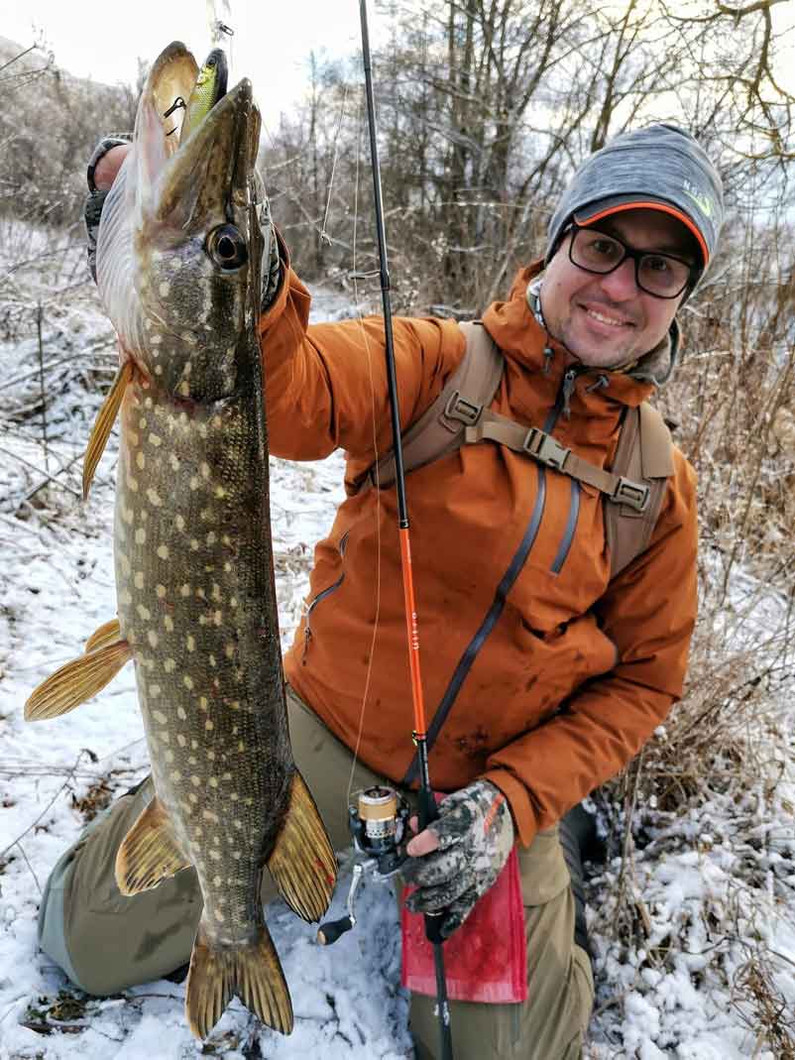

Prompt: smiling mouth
xmin=581 ymin=305 xmax=635 ymax=329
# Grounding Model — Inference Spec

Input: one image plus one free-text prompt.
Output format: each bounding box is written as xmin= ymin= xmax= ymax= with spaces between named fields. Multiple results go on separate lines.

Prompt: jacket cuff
xmin=258 ymin=227 xmax=295 ymax=331
xmin=482 ymin=768 xmax=538 ymax=847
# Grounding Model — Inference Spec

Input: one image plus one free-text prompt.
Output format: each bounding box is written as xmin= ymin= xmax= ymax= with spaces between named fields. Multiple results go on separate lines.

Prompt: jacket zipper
xmin=403 ymin=364 xmax=611 ymax=779
xmin=402 ymin=366 xmax=593 ymax=781
xmin=560 ymin=368 xmax=578 ymax=419
xmin=546 ymin=367 xmax=583 ymax=573
xmin=302 ymin=530 xmax=350 ymax=658
xmin=551 ymin=479 xmax=581 ymax=574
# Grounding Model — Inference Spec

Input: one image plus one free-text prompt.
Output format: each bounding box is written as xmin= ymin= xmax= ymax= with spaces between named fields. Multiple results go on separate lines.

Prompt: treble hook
xmin=163 ymin=96 xmax=187 ymax=119
xmin=163 ymin=96 xmax=187 ymax=138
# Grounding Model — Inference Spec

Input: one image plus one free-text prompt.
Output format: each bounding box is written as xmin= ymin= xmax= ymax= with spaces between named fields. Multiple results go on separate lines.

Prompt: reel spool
xmin=350 ymin=785 xmax=408 ymax=872
xmin=317 ymin=785 xmax=409 ymax=945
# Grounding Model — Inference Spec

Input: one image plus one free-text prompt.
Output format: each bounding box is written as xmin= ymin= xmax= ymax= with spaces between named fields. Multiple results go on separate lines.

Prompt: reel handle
xmin=317 ymin=915 xmax=354 ymax=946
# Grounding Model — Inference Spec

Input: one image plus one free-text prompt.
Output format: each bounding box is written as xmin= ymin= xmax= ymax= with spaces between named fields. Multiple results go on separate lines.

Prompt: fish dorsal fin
xmin=83 ymin=360 xmax=134 ymax=499
xmin=84 ymin=617 xmax=122 ymax=653
xmin=185 ymin=921 xmax=292 ymax=1039
xmin=25 ymin=640 xmax=132 ymax=721
xmin=266 ymin=770 xmax=337 ymax=923
xmin=115 ymin=794 xmax=191 ymax=896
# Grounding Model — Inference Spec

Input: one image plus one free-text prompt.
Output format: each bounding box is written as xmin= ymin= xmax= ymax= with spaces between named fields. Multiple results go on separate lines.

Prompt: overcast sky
xmin=6 ymin=0 xmax=795 ymax=124
xmin=4 ymin=0 xmax=367 ymax=127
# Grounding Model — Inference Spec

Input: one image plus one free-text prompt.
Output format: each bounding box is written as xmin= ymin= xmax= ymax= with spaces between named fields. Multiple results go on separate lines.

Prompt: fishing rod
xmin=317 ymin=6 xmax=453 ymax=1055
xmin=358 ymin=1 xmax=453 ymax=1056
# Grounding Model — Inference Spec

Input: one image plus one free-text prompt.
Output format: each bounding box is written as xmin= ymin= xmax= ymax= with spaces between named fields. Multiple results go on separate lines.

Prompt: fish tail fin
xmin=82 ymin=359 xmax=133 ymax=499
xmin=185 ymin=923 xmax=293 ymax=1040
xmin=24 ymin=639 xmax=131 ymax=721
xmin=266 ymin=769 xmax=337 ymax=923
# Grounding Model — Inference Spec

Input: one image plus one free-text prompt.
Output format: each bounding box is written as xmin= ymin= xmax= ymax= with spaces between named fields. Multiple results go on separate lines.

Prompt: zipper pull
xmin=542 ymin=346 xmax=554 ymax=374
xmin=561 ymin=369 xmax=578 ymax=418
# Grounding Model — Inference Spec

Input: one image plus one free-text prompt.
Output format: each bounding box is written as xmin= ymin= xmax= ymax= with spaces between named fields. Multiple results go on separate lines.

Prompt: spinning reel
xmin=317 ymin=785 xmax=410 ymax=945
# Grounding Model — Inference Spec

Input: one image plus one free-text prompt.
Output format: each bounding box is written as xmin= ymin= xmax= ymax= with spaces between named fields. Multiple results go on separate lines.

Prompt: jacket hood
xmin=483 ymin=262 xmax=680 ymax=396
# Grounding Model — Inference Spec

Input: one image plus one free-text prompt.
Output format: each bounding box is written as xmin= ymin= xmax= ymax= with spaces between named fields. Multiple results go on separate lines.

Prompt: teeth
xmin=586 ymin=308 xmax=628 ymax=327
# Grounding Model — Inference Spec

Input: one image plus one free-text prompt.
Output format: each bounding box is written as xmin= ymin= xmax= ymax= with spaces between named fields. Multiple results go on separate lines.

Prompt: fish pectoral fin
xmin=266 ymin=769 xmax=337 ymax=924
xmin=82 ymin=359 xmax=134 ymax=500
xmin=185 ymin=922 xmax=293 ymax=1040
xmin=24 ymin=640 xmax=132 ymax=721
xmin=85 ymin=618 xmax=122 ymax=653
xmin=115 ymin=795 xmax=191 ymax=895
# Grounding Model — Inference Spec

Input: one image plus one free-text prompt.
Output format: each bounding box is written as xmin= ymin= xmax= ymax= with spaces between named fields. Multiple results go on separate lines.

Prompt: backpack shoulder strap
xmin=352 ymin=321 xmax=503 ymax=494
xmin=605 ymin=401 xmax=674 ymax=579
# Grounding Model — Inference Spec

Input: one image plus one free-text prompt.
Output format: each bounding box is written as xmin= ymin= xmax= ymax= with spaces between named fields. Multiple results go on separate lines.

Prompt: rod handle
xmin=418 ymin=784 xmax=439 ymax=830
xmin=416 ymin=787 xmax=447 ymax=945
xmin=317 ymin=916 xmax=354 ymax=946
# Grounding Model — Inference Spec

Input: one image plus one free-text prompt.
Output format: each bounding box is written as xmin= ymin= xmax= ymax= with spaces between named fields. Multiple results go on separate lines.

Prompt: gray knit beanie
xmin=546 ymin=124 xmax=724 ymax=272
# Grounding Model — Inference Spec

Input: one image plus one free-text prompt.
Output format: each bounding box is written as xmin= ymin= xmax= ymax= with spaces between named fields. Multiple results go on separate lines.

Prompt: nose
xmin=598 ymin=257 xmax=639 ymax=301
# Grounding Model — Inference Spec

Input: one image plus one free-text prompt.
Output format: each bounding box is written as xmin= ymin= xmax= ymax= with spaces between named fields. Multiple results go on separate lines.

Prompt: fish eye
xmin=206 ymin=225 xmax=247 ymax=271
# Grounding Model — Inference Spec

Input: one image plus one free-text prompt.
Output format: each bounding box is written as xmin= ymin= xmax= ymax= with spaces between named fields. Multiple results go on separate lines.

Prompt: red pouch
xmin=400 ymin=847 xmax=527 ymax=1004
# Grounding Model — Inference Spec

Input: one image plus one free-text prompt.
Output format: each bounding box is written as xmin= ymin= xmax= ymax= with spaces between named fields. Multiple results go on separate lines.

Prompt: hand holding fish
xmin=93 ymin=144 xmax=130 ymax=191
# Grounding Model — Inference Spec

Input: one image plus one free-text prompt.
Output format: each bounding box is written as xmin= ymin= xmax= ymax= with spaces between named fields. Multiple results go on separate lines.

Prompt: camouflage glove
xmin=403 ymin=779 xmax=515 ymax=939
xmin=84 ymin=137 xmax=282 ymax=307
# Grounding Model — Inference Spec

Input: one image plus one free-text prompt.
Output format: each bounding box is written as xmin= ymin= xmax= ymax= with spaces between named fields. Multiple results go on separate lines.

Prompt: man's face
xmin=539 ymin=208 xmax=699 ymax=369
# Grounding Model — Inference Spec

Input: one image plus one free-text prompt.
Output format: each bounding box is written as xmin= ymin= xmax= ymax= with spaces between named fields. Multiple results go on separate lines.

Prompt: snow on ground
xmin=1 ymin=229 xmax=794 ymax=1058
xmin=0 ymin=255 xmax=410 ymax=1059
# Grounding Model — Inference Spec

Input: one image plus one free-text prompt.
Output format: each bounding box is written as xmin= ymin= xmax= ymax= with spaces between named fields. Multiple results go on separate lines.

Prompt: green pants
xmin=38 ymin=686 xmax=593 ymax=1059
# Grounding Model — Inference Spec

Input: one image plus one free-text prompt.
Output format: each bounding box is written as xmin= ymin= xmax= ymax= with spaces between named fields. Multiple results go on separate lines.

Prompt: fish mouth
xmin=158 ymin=79 xmax=258 ymax=227
xmin=138 ymin=42 xmax=260 ymax=233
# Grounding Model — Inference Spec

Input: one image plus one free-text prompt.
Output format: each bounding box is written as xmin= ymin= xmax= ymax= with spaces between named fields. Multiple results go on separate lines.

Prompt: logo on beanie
xmin=682 ymin=179 xmax=715 ymax=220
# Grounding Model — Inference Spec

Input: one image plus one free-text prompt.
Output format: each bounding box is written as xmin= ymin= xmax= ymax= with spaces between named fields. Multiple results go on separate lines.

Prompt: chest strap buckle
xmin=444 ymin=390 xmax=484 ymax=427
xmin=612 ymin=477 xmax=650 ymax=512
xmin=522 ymin=428 xmax=571 ymax=471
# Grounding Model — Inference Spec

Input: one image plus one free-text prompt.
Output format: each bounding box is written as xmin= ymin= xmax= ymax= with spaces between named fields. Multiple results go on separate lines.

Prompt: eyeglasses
xmin=567 ymin=224 xmax=699 ymax=299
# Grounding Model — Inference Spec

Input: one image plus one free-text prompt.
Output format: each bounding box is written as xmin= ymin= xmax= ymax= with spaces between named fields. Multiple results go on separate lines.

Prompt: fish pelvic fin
xmin=24 ymin=640 xmax=132 ymax=721
xmin=185 ymin=922 xmax=293 ymax=1040
xmin=115 ymin=795 xmax=191 ymax=895
xmin=85 ymin=617 xmax=122 ymax=653
xmin=82 ymin=359 xmax=134 ymax=499
xmin=266 ymin=770 xmax=337 ymax=924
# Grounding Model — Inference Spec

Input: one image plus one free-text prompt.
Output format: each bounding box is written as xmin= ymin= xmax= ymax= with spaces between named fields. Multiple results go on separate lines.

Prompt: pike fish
xmin=25 ymin=41 xmax=337 ymax=1039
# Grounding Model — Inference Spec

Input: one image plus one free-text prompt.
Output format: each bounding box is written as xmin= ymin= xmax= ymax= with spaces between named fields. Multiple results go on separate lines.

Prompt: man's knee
xmin=37 ymin=778 xmax=200 ymax=995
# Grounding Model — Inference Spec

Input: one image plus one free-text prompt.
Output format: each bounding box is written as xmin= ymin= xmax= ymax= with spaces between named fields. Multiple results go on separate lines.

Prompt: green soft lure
xmin=179 ymin=48 xmax=228 ymax=144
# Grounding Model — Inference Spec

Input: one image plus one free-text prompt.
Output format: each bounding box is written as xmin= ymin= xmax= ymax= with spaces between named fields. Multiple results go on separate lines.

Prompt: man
xmin=38 ymin=122 xmax=723 ymax=1059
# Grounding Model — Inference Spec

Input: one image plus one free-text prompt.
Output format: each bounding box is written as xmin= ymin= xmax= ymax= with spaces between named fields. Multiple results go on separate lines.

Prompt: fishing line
xmin=207 ymin=0 xmax=235 ymax=68
xmin=346 ymin=84 xmax=383 ymax=807
xmin=320 ymin=84 xmax=350 ymax=248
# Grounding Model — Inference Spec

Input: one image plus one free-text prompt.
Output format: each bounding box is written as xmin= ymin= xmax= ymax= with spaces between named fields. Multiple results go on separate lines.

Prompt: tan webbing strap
xmin=352 ymin=317 xmax=674 ymax=578
xmin=639 ymin=402 xmax=675 ymax=479
xmin=353 ymin=321 xmax=503 ymax=494
xmin=604 ymin=402 xmax=673 ymax=578
xmin=463 ymin=411 xmax=652 ymax=513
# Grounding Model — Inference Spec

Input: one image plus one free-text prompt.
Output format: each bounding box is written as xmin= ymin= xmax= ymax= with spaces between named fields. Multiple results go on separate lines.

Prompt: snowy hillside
xmin=1 ymin=225 xmax=793 ymax=1058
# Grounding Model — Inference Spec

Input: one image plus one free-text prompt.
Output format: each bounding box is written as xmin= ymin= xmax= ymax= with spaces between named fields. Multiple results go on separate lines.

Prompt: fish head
xmin=97 ymin=42 xmax=264 ymax=404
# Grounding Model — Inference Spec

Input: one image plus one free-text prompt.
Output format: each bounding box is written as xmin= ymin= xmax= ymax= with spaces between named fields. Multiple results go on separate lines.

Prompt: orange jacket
xmin=258 ymin=263 xmax=697 ymax=846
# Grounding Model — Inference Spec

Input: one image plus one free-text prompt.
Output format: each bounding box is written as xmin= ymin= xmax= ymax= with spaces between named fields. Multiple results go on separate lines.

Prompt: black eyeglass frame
xmin=566 ymin=223 xmax=701 ymax=300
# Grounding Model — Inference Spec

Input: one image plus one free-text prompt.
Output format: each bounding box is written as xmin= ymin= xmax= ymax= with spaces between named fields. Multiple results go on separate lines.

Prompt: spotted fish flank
xmin=24 ymin=41 xmax=336 ymax=1041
